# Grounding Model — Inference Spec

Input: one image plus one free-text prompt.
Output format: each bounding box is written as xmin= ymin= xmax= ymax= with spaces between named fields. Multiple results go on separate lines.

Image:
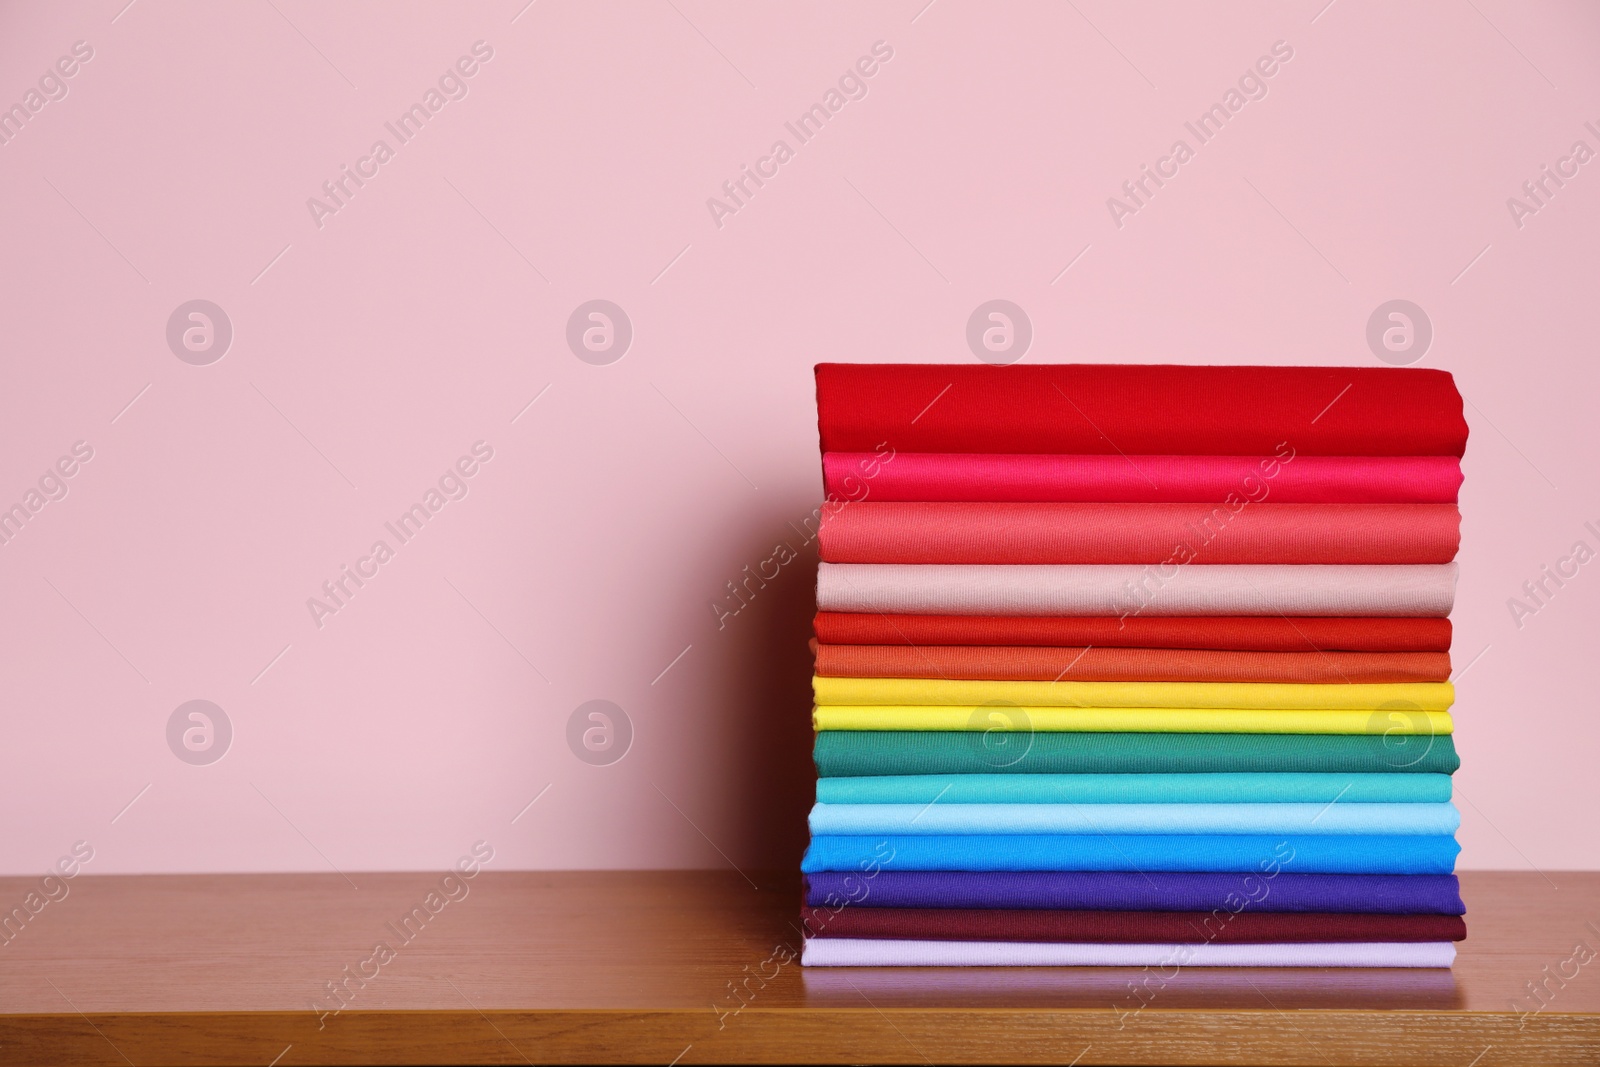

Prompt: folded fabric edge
xmin=799 ymin=937 xmax=1458 ymax=967
xmin=810 ymin=707 xmax=1456 ymax=736
xmin=811 ymin=677 xmax=1456 ymax=710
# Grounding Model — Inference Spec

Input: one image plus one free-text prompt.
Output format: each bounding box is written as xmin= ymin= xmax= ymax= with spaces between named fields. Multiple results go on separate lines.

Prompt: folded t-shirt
xmin=800 ymin=834 xmax=1461 ymax=874
xmin=801 ymin=937 xmax=1458 ymax=967
xmin=812 ymin=706 xmax=1455 ymax=736
xmin=813 ymin=676 xmax=1454 ymax=710
xmin=800 ymin=906 xmax=1467 ymax=943
xmin=817 ymin=562 xmax=1459 ymax=617
xmin=808 ymin=802 xmax=1461 ymax=836
xmin=823 ymin=452 xmax=1465 ymax=503
xmin=813 ymin=613 xmax=1454 ymax=652
xmin=815 ymin=363 xmax=1468 ymax=456
xmin=816 ymin=772 xmax=1454 ymax=805
xmin=803 ymin=870 xmax=1467 ymax=914
xmin=814 ymin=731 xmax=1460 ymax=777
xmin=815 ymin=644 xmax=1451 ymax=683
xmin=819 ymin=502 xmax=1461 ymax=565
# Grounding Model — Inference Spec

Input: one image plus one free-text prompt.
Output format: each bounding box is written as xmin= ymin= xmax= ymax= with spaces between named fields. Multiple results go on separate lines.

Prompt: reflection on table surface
xmin=801 ymin=964 xmax=1461 ymax=1011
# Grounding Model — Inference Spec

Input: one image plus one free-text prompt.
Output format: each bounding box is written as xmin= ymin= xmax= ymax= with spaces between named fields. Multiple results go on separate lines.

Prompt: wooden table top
xmin=1 ymin=869 xmax=1595 ymax=1065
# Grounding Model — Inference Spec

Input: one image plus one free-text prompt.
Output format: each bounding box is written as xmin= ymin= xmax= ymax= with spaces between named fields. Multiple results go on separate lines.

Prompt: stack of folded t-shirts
xmin=800 ymin=364 xmax=1469 ymax=968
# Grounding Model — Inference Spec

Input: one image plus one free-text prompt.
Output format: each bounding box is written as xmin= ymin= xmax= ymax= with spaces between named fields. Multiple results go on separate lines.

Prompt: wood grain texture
xmin=0 ymin=870 xmax=1594 ymax=1064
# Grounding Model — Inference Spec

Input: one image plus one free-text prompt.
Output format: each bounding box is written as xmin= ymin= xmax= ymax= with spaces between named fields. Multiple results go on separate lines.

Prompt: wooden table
xmin=0 ymin=870 xmax=1594 ymax=1065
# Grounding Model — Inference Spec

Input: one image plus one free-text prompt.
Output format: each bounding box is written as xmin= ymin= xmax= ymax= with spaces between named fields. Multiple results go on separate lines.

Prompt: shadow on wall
xmin=704 ymin=522 xmax=820 ymax=873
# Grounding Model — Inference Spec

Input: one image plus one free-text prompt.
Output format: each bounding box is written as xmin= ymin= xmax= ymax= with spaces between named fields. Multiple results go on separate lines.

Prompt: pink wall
xmin=1 ymin=1 xmax=1596 ymax=875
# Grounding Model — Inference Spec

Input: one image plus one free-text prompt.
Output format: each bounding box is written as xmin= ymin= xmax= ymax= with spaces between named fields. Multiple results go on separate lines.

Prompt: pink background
xmin=1 ymin=0 xmax=1596 ymax=876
